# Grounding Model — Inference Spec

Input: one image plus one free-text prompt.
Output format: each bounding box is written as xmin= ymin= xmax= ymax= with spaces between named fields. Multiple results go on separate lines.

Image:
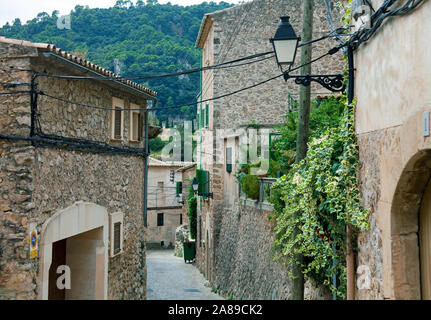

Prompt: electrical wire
xmin=324 ymin=0 xmax=346 ymax=49
xmin=348 ymin=0 xmax=425 ymax=50
xmin=32 ymin=51 xmax=274 ymax=81
xmin=0 ymin=133 xmax=147 ymax=157
xmin=37 ymin=73 xmax=283 ymax=112
xmin=34 ymin=43 xmax=342 ymax=114
xmin=0 ymin=91 xmax=30 ymax=96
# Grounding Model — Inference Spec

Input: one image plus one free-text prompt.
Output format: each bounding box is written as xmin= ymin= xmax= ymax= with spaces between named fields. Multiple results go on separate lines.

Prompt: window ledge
xmin=110 ymin=138 xmax=123 ymax=142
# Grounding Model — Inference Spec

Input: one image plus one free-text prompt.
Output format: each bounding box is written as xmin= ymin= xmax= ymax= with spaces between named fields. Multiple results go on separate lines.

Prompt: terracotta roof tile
xmin=0 ymin=36 xmax=157 ymax=97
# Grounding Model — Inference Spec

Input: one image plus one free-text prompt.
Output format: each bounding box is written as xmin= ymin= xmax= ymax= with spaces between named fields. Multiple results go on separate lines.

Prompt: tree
xmin=0 ymin=2 xmax=232 ymax=121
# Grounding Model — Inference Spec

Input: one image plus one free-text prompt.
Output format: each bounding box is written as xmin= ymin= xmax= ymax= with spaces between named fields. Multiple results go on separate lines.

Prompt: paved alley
xmin=146 ymin=249 xmax=224 ymax=300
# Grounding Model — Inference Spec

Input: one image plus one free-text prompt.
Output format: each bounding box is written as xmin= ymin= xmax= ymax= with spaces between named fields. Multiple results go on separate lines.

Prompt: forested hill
xmin=0 ymin=1 xmax=233 ymax=120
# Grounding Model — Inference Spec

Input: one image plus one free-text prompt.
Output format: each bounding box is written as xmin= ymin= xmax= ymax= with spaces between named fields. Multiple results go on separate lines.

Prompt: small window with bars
xmin=113 ymin=222 xmax=121 ymax=255
xmin=110 ymin=212 xmax=124 ymax=257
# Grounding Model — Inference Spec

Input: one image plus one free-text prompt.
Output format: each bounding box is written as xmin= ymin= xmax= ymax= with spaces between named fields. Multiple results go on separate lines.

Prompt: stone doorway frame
xmin=38 ymin=201 xmax=109 ymax=300
xmin=391 ymin=150 xmax=431 ymax=299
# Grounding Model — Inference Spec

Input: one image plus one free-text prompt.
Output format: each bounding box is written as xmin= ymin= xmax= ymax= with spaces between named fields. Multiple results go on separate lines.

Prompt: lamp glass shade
xmin=270 ymin=16 xmax=300 ymax=70
xmin=272 ymin=38 xmax=299 ymax=66
xmin=192 ymin=178 xmax=199 ymax=192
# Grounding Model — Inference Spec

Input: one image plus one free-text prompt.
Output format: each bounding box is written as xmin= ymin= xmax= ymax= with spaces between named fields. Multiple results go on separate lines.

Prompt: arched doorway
xmin=391 ymin=150 xmax=431 ymax=299
xmin=38 ymin=202 xmax=109 ymax=300
xmin=420 ymin=179 xmax=431 ymax=299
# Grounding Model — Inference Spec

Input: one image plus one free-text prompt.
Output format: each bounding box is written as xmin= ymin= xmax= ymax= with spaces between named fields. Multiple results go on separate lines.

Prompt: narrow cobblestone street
xmin=146 ymin=250 xmax=224 ymax=300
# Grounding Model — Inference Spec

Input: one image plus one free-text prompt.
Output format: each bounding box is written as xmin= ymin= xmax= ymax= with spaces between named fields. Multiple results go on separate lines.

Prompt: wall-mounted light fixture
xmin=270 ymin=16 xmax=345 ymax=93
xmin=192 ymin=177 xmax=213 ymax=199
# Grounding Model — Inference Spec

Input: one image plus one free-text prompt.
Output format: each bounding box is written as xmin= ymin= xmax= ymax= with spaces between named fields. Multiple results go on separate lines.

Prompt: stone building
xmin=176 ymin=162 xmax=197 ymax=227
xmin=353 ymin=0 xmax=431 ymax=300
xmin=0 ymin=37 xmax=158 ymax=299
xmin=146 ymin=157 xmax=194 ymax=248
xmin=193 ymin=0 xmax=344 ymax=299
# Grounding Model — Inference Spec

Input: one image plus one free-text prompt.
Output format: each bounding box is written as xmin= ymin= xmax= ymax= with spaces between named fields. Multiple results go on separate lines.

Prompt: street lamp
xmin=192 ymin=178 xmax=199 ymax=193
xmin=191 ymin=177 xmax=213 ymax=199
xmin=271 ymin=16 xmax=345 ymax=93
xmin=270 ymin=16 xmax=300 ymax=72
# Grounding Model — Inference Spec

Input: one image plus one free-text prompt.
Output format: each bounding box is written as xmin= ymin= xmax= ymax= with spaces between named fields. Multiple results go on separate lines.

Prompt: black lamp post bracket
xmin=283 ymin=72 xmax=345 ymax=93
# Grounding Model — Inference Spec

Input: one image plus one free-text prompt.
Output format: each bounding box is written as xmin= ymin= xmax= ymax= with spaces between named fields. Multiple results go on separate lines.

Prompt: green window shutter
xmin=196 ymin=169 xmax=210 ymax=199
xmin=176 ymin=181 xmax=182 ymax=195
xmin=206 ymin=104 xmax=209 ymax=127
xmin=205 ymin=171 xmax=210 ymax=194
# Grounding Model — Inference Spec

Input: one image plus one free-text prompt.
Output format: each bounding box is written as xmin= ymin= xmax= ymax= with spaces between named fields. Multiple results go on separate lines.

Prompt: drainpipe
xmin=346 ymin=43 xmax=355 ymax=300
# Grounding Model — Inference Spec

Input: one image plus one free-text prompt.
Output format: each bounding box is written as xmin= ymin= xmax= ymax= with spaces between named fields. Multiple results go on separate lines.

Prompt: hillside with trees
xmin=0 ymin=0 xmax=233 ymax=121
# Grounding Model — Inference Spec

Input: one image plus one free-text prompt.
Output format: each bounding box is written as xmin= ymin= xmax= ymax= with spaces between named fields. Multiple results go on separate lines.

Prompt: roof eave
xmin=195 ymin=15 xmax=212 ymax=49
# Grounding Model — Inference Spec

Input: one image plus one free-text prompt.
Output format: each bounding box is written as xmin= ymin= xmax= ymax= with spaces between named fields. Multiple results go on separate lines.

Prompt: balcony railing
xmin=238 ymin=177 xmax=277 ymax=204
xmin=258 ymin=177 xmax=277 ymax=203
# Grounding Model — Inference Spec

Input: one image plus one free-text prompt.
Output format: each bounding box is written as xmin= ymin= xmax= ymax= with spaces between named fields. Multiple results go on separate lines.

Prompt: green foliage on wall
xmin=149 ymin=136 xmax=167 ymax=153
xmin=270 ymin=97 xmax=370 ymax=299
xmin=241 ymin=174 xmax=259 ymax=200
xmin=273 ymin=96 xmax=345 ymax=172
xmin=0 ymin=1 xmax=233 ymax=119
xmin=187 ymin=184 xmax=197 ymax=240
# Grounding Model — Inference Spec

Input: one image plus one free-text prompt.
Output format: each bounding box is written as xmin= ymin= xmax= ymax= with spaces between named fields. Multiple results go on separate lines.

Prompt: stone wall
xmin=0 ymin=43 xmax=149 ymax=299
xmin=209 ymin=0 xmax=345 ymax=130
xmin=213 ymin=199 xmax=332 ymax=300
xmin=196 ymin=0 xmax=344 ymax=298
xmin=353 ymin=1 xmax=431 ymax=300
xmin=355 ymin=130 xmax=386 ymax=300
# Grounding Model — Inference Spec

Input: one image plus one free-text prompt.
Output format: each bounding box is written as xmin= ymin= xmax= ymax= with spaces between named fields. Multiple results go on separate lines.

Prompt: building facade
xmin=147 ymin=157 xmax=194 ymax=248
xmin=354 ymin=0 xmax=431 ymax=300
xmin=194 ymin=0 xmax=344 ymax=299
xmin=0 ymin=37 xmax=157 ymax=299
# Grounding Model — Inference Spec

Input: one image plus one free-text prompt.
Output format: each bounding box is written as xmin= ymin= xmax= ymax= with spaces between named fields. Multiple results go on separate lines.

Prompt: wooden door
xmin=48 ymin=239 xmax=67 ymax=300
xmin=420 ymin=180 xmax=431 ymax=299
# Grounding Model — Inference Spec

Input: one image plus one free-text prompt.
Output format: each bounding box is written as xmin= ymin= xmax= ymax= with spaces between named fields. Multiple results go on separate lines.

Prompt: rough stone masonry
xmin=0 ymin=39 xmax=155 ymax=299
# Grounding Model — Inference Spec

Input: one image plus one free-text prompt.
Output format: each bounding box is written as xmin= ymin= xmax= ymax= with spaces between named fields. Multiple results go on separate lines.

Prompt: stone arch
xmin=391 ymin=150 xmax=431 ymax=299
xmin=38 ymin=201 xmax=109 ymax=300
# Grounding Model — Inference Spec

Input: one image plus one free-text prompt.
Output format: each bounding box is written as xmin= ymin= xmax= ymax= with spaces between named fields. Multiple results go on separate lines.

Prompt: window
xmin=170 ymin=169 xmax=175 ymax=183
xmin=110 ymin=212 xmax=124 ymax=257
xmin=113 ymin=222 xmax=121 ymax=254
xmin=180 ymin=214 xmax=183 ymax=225
xmin=176 ymin=181 xmax=182 ymax=195
xmin=130 ymin=104 xmax=143 ymax=142
xmin=157 ymin=213 xmax=164 ymax=226
xmin=196 ymin=169 xmax=210 ymax=199
xmin=226 ymin=147 xmax=232 ymax=173
xmin=111 ymin=97 xmax=124 ymax=140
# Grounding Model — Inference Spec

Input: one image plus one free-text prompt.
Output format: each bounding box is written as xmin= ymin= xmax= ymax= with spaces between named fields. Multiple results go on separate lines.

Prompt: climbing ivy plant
xmin=270 ymin=96 xmax=369 ymax=299
xmin=187 ymin=184 xmax=197 ymax=240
